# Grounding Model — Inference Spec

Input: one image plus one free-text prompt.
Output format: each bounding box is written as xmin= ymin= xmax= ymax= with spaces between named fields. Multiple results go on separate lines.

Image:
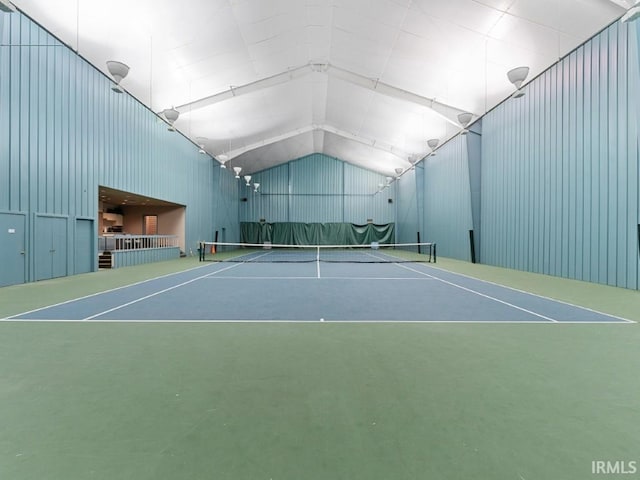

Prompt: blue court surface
xmin=7 ymin=260 xmax=633 ymax=323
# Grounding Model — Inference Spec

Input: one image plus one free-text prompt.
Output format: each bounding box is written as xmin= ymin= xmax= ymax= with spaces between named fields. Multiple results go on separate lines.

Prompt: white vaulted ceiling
xmin=11 ymin=0 xmax=631 ymax=175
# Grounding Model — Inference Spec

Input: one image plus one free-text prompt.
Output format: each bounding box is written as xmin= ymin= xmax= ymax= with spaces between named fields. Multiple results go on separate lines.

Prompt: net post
xmin=469 ymin=229 xmax=476 ymax=264
xmin=199 ymin=242 xmax=203 ymax=261
xmin=417 ymin=232 xmax=421 ymax=254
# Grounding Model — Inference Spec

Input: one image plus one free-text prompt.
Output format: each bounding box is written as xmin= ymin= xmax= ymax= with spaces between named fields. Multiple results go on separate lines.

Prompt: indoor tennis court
xmin=6 ymin=246 xmax=634 ymax=323
xmin=1 ymin=257 xmax=639 ymax=480
xmin=3 ymin=1 xmax=640 ymax=479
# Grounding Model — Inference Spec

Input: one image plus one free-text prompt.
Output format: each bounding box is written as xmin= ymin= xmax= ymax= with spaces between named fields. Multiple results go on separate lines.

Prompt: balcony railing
xmin=99 ymin=234 xmax=179 ymax=252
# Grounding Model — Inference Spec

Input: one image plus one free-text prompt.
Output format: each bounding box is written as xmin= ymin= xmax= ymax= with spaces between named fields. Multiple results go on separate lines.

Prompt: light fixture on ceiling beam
xmin=162 ymin=108 xmax=180 ymax=131
xmin=621 ymin=2 xmax=640 ymax=22
xmin=195 ymin=137 xmax=208 ymax=154
xmin=233 ymin=167 xmax=242 ymax=179
xmin=394 ymin=167 xmax=403 ymax=176
xmin=244 ymin=175 xmax=252 ymax=187
xmin=507 ymin=66 xmax=529 ymax=98
xmin=106 ymin=61 xmax=129 ymax=93
xmin=427 ymin=138 xmax=439 ymax=156
xmin=458 ymin=112 xmax=473 ymax=135
xmin=217 ymin=154 xmax=229 ymax=168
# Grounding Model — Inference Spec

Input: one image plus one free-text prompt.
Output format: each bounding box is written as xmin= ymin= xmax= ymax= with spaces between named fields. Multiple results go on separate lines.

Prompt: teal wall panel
xmin=480 ymin=20 xmax=639 ymax=289
xmin=240 ymin=154 xmax=393 ymax=225
xmin=0 ymin=12 xmax=232 ymax=285
xmin=395 ymin=168 xmax=418 ymax=244
xmin=422 ymin=136 xmax=474 ymax=260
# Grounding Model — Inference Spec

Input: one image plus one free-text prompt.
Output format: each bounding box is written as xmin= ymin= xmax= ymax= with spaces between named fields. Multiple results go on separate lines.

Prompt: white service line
xmin=82 ymin=262 xmax=244 ymax=320
xmin=409 ymin=262 xmax=636 ymax=324
xmin=6 ymin=263 xmax=219 ymax=319
xmin=393 ymin=262 xmax=559 ymax=322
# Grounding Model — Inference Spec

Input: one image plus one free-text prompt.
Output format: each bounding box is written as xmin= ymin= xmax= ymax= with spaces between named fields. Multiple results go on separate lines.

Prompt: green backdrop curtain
xmin=240 ymin=222 xmax=395 ymax=245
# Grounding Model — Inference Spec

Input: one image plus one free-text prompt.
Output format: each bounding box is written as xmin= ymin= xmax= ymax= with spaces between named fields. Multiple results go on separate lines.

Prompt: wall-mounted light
xmin=253 ymin=182 xmax=260 ymax=193
xmin=217 ymin=154 xmax=229 ymax=168
xmin=195 ymin=137 xmax=208 ymax=154
xmin=394 ymin=167 xmax=403 ymax=176
xmin=106 ymin=61 xmax=129 ymax=93
xmin=244 ymin=175 xmax=252 ymax=186
xmin=163 ymin=108 xmax=180 ymax=131
xmin=507 ymin=66 xmax=529 ymax=98
xmin=233 ymin=167 xmax=242 ymax=179
xmin=457 ymin=112 xmax=473 ymax=135
xmin=427 ymin=138 xmax=439 ymax=156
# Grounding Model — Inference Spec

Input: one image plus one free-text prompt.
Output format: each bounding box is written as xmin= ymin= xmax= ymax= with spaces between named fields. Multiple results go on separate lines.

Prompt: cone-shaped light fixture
xmin=233 ymin=166 xmax=242 ymax=179
xmin=507 ymin=66 xmax=529 ymax=98
xmin=163 ymin=108 xmax=180 ymax=131
xmin=106 ymin=61 xmax=129 ymax=93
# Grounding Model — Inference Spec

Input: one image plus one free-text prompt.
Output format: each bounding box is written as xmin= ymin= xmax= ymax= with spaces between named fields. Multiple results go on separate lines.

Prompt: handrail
xmin=99 ymin=234 xmax=179 ymax=252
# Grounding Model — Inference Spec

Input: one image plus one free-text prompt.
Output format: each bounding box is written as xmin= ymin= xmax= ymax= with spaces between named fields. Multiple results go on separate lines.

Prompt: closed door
xmin=75 ymin=219 xmax=94 ymax=274
xmin=0 ymin=213 xmax=26 ymax=287
xmin=36 ymin=216 xmax=68 ymax=281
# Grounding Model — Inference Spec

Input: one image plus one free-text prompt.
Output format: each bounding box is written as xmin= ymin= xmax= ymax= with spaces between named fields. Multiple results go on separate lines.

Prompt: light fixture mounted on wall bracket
xmin=427 ymin=138 xmax=439 ymax=156
xmin=457 ymin=112 xmax=473 ymax=134
xmin=106 ymin=61 xmax=129 ymax=93
xmin=162 ymin=108 xmax=180 ymax=131
xmin=507 ymin=66 xmax=529 ymax=98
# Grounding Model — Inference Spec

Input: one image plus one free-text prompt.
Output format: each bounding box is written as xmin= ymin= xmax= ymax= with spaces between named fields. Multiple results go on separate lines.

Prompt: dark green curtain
xmin=241 ymin=222 xmax=395 ymax=245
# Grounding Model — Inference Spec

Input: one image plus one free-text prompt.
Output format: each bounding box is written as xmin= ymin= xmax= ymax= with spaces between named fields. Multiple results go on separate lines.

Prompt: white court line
xmin=0 ymin=318 xmax=633 ymax=324
xmin=393 ymin=262 xmax=559 ymax=322
xmin=82 ymin=263 xmax=244 ymax=320
xmin=409 ymin=262 xmax=637 ymax=324
xmin=199 ymin=276 xmax=436 ymax=280
xmin=6 ymin=262 xmax=220 ymax=320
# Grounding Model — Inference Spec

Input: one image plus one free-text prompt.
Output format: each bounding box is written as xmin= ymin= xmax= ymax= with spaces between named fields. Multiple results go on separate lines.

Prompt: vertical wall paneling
xmin=395 ymin=168 xmax=418 ymax=244
xmin=466 ymin=123 xmax=483 ymax=262
xmin=480 ymin=20 xmax=639 ymax=289
xmin=0 ymin=11 xmax=226 ymax=285
xmin=422 ymin=136 xmax=474 ymax=260
xmin=241 ymin=154 xmax=392 ymax=225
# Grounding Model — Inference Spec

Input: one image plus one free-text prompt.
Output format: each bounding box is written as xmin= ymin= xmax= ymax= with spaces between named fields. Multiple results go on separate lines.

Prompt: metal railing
xmin=99 ymin=234 xmax=179 ymax=252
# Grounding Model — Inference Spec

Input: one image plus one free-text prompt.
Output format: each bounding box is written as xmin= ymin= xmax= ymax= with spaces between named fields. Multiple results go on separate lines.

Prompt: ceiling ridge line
xmin=223 ymin=122 xmax=411 ymax=162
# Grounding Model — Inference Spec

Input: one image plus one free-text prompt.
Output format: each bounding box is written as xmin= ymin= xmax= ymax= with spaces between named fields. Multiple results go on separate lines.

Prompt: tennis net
xmin=198 ymin=241 xmax=436 ymax=263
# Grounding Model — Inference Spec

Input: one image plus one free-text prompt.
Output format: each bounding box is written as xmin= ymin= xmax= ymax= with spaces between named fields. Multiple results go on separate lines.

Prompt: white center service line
xmin=393 ymin=262 xmax=559 ymax=323
xmin=82 ymin=263 xmax=244 ymax=321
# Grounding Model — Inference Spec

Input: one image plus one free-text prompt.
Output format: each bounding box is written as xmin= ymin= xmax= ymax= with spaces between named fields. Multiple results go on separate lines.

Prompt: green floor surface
xmin=1 ymin=258 xmax=639 ymax=479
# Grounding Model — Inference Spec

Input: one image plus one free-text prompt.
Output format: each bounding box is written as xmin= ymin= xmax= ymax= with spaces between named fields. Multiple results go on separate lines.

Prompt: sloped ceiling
xmin=9 ymin=0 xmax=631 ymax=176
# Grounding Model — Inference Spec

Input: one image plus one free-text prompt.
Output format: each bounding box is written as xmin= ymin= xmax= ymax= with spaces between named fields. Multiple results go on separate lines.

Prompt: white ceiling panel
xmin=10 ymin=0 xmax=629 ymax=175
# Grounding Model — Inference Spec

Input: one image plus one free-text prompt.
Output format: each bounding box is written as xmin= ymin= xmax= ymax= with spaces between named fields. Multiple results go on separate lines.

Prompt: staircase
xmin=98 ymin=252 xmax=113 ymax=269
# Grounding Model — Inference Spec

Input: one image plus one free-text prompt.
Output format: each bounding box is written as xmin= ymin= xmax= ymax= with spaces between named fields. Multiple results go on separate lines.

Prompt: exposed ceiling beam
xmin=320 ymin=124 xmax=410 ymax=160
xmin=174 ymin=64 xmax=312 ymax=113
xmin=223 ymin=123 xmax=411 ymax=162
xmin=326 ymin=65 xmax=465 ymax=127
xmin=223 ymin=125 xmax=316 ymax=159
xmin=176 ymin=62 xmax=470 ymax=127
